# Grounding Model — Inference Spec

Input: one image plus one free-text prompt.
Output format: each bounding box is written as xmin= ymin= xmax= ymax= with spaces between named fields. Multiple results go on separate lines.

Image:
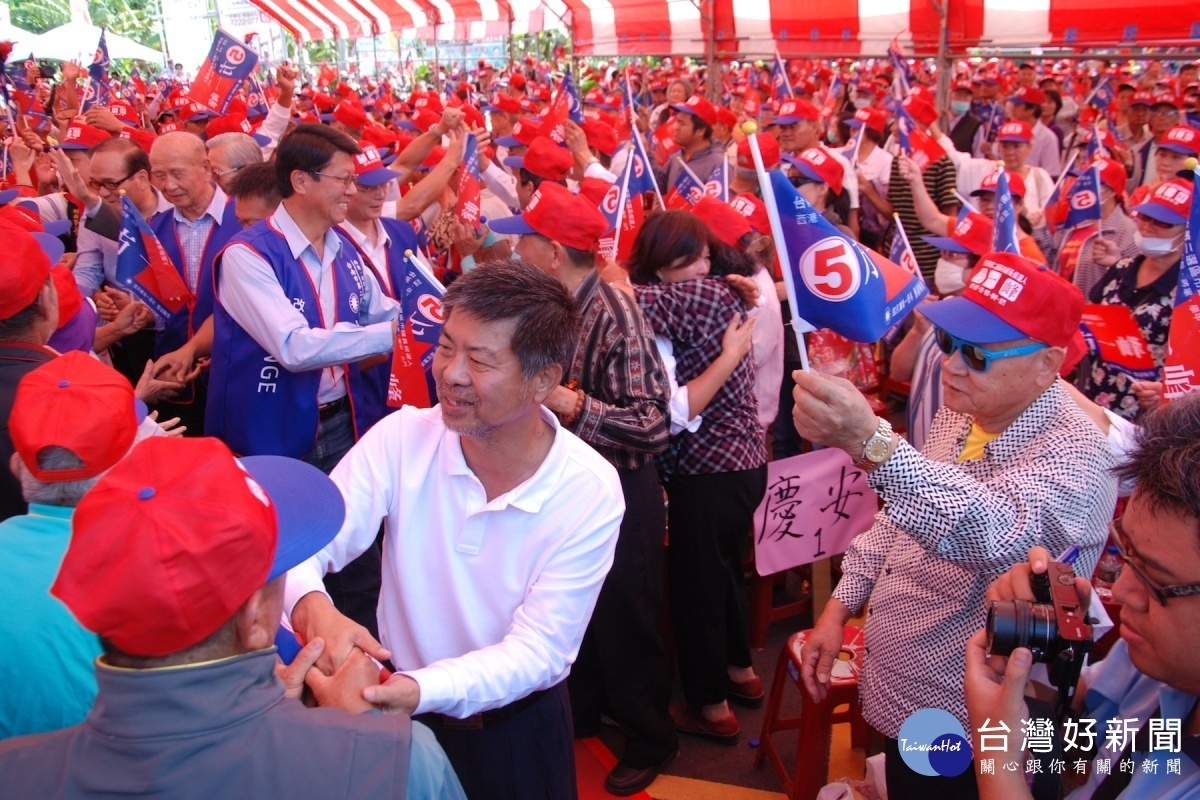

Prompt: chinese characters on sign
xmin=974 ymin=716 xmax=1184 ymax=777
xmin=753 ymin=449 xmax=880 ymax=575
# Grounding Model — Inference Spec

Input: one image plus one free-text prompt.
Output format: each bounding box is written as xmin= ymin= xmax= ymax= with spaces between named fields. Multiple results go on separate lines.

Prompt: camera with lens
xmin=986 ymin=561 xmax=1093 ymax=719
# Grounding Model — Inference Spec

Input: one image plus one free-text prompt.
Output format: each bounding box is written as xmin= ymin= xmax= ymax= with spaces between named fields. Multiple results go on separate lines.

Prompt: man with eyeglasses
xmin=67 ymin=137 xmax=175 ymax=387
xmin=209 ymin=124 xmax=399 ymax=635
xmin=790 ymin=251 xmax=1117 ymax=799
xmin=966 ymin=392 xmax=1200 ymax=799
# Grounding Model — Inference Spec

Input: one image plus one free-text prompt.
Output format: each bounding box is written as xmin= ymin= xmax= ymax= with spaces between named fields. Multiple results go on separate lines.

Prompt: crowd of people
xmin=0 ymin=43 xmax=1197 ymax=800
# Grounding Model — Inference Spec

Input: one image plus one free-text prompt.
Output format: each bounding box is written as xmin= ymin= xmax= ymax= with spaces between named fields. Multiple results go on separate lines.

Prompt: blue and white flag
xmin=704 ymin=157 xmax=729 ymax=203
xmin=992 ymin=168 xmax=1021 ymax=254
xmin=771 ymin=52 xmax=793 ymax=101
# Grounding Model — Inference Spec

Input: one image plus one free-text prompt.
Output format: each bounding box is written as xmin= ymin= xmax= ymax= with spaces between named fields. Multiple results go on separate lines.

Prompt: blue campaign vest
xmin=207 ymin=220 xmax=371 ymax=458
xmin=151 ymin=192 xmax=241 ymax=359
xmin=344 ymin=218 xmax=420 ymax=427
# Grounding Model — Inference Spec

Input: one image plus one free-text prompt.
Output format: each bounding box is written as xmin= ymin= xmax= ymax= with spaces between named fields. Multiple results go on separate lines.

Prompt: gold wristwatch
xmin=854 ymin=417 xmax=895 ymax=472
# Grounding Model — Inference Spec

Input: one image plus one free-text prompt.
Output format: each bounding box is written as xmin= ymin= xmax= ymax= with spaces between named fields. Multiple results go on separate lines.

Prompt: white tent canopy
xmin=26 ymin=20 xmax=163 ymax=63
xmin=0 ymin=21 xmax=37 ymax=54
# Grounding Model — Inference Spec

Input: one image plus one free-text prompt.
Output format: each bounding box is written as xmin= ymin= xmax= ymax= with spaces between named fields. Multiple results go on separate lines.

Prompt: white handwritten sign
xmin=754 ymin=449 xmax=880 ymax=575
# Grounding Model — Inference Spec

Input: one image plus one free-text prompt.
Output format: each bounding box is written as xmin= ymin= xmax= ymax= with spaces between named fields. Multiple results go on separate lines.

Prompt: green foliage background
xmin=10 ymin=0 xmax=162 ymax=49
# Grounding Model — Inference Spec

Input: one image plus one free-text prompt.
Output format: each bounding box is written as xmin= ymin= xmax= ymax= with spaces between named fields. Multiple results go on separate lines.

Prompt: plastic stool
xmin=754 ymin=626 xmax=870 ymax=799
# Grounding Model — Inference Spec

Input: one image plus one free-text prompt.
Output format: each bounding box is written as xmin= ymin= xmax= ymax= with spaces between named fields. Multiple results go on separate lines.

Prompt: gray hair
xmin=207 ymin=133 xmax=264 ymax=170
xmin=15 ymin=447 xmax=98 ymax=508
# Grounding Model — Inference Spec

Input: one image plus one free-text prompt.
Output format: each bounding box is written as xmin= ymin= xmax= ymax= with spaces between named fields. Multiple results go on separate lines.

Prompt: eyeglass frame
xmin=1109 ymin=516 xmax=1200 ymax=606
xmin=933 ymin=327 xmax=1048 ymax=373
xmin=309 ymin=171 xmax=358 ymax=188
xmin=86 ymin=169 xmax=142 ymax=193
xmin=214 ymin=165 xmax=247 ymax=178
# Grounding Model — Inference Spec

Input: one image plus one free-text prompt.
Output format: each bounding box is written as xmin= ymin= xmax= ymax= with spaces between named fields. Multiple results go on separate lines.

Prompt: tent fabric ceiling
xmin=245 ymin=0 xmax=1200 ymax=52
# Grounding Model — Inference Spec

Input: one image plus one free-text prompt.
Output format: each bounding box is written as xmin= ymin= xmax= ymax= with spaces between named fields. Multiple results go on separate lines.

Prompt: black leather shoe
xmin=603 ymin=748 xmax=678 ymax=796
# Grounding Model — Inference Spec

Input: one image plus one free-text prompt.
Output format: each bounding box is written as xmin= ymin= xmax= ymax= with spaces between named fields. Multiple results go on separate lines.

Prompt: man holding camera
xmin=966 ymin=393 xmax=1200 ymax=800
xmin=791 ymin=252 xmax=1118 ymax=798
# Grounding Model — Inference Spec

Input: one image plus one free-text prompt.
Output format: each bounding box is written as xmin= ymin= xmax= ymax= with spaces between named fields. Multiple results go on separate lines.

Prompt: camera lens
xmin=986 ymin=600 xmax=1058 ymax=662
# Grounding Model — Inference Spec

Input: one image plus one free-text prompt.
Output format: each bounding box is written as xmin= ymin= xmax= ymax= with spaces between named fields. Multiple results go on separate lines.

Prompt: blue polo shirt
xmin=0 ymin=504 xmax=101 ymax=738
xmin=1070 ymin=639 xmax=1199 ymax=799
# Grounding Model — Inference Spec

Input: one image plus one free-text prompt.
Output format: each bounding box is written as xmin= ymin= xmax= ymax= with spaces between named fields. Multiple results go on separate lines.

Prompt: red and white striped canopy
xmin=245 ymin=0 xmax=1200 ymax=52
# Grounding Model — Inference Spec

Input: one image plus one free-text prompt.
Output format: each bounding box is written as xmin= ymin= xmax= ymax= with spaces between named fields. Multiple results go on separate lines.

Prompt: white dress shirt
xmin=1028 ymin=119 xmax=1063 ymax=178
xmin=219 ymin=203 xmax=397 ymax=404
xmin=338 ymin=219 xmax=395 ymax=296
xmin=284 ymin=404 xmax=624 ymax=718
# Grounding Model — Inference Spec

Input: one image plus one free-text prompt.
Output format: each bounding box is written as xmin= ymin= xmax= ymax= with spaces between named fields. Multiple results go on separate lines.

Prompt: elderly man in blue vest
xmin=208 ymin=124 xmax=399 ymax=635
xmin=138 ymin=132 xmax=244 ymax=434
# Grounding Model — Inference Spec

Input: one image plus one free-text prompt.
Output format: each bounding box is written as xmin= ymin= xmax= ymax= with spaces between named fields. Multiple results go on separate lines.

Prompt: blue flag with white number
xmin=992 ymin=169 xmax=1021 ymax=254
xmin=1063 ymin=162 xmax=1104 ymax=230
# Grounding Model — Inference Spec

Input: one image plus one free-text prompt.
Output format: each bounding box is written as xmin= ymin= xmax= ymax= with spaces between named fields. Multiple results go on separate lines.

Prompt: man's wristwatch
xmin=853 ymin=417 xmax=895 ymax=472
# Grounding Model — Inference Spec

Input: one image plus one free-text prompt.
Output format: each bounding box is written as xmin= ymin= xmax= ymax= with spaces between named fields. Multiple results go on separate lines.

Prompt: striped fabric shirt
xmin=882 ymin=155 xmax=959 ymax=284
xmin=1058 ymin=204 xmax=1139 ymax=300
xmin=635 ymin=278 xmax=767 ymax=478
xmin=564 ymin=270 xmax=671 ymax=472
xmin=171 ymin=187 xmax=227 ymax=294
xmin=833 ymin=381 xmax=1117 ymax=738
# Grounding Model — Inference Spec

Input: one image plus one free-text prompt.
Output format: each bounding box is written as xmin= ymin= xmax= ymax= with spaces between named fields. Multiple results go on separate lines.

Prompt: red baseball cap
xmin=509 ymin=72 xmax=526 ymax=89
xmin=333 ymin=102 xmax=368 ymax=130
xmin=1158 ymin=125 xmax=1200 ymax=155
xmin=106 ymin=101 xmax=138 ymax=126
xmin=582 ymin=118 xmax=617 ymax=157
xmin=10 ymin=351 xmax=141 ymax=482
xmin=1152 ymin=92 xmax=1181 ymax=109
xmin=397 ymin=107 xmax=441 ymax=134
xmin=922 ymin=210 xmax=994 ymax=256
xmin=157 ymin=121 xmax=183 ymax=134
xmin=1009 ymin=86 xmax=1046 ymax=106
xmin=50 ymin=264 xmax=80 ymax=323
xmin=737 ymin=133 xmax=780 ymax=170
xmin=485 ymin=93 xmax=522 ymax=115
xmin=59 ymin=121 xmax=110 ymax=151
xmin=410 ymin=91 xmax=443 ymax=113
xmin=494 ymin=116 xmax=542 ymax=148
xmin=119 ymin=126 xmax=157 ymax=153
xmin=848 ymin=106 xmax=888 ymax=134
xmin=1129 ymin=90 xmax=1155 ymax=107
xmin=774 ymin=98 xmax=820 ymax=125
xmin=730 ymin=192 xmax=770 ymax=234
xmin=53 ymin=437 xmax=345 ymax=657
xmin=205 ymin=114 xmax=270 ymax=146
xmin=715 ymin=106 xmax=739 ymax=129
xmin=921 ymin=251 xmax=1083 ymax=348
xmin=576 ymin=176 xmax=613 ymax=208
xmin=784 ymin=148 xmax=844 ymax=195
xmin=488 ymin=181 xmax=609 ymax=251
xmin=360 ymin=124 xmax=398 ymax=150
xmin=692 ymin=196 xmax=752 ymax=249
xmin=972 ymin=169 xmax=1027 ymax=199
xmin=1094 ymin=156 xmax=1128 ymax=196
xmin=503 ymin=136 xmax=574 ymax=181
xmin=0 ymin=230 xmax=52 ymax=320
xmin=996 ymin=121 xmax=1033 ymax=143
xmin=1132 ymin=178 xmax=1193 ymax=226
xmin=353 ymin=143 xmax=403 ymax=186
xmin=182 ymin=102 xmax=218 ymax=123
xmin=903 ymin=96 xmax=938 ymax=127
xmin=671 ymin=94 xmax=718 ymax=127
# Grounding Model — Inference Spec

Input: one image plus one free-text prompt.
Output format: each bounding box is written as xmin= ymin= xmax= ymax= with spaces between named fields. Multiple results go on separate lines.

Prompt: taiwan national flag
xmin=116 ymin=195 xmax=193 ymax=325
xmin=766 ymin=170 xmax=927 ymax=342
xmin=189 ymin=29 xmax=260 ymax=114
xmin=992 ymin=169 xmax=1021 ymax=254
xmin=387 ymin=252 xmax=446 ymax=409
xmin=652 ymin=117 xmax=681 ymax=167
xmin=1087 ymin=77 xmax=1115 ymax=110
xmin=887 ymin=35 xmax=911 ymax=94
xmin=1164 ymin=180 xmax=1200 ymax=401
xmin=889 ymin=97 xmax=945 ymax=172
xmin=1063 ymin=162 xmax=1104 ymax=230
xmin=454 ymin=133 xmax=482 ymax=229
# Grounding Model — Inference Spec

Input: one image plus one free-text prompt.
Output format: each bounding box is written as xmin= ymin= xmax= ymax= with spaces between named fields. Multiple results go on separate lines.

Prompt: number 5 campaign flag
xmin=388 ymin=251 xmax=446 ymax=409
xmin=1165 ymin=177 xmax=1200 ymax=401
xmin=765 ymin=170 xmax=928 ymax=342
xmin=189 ymin=29 xmax=259 ymax=114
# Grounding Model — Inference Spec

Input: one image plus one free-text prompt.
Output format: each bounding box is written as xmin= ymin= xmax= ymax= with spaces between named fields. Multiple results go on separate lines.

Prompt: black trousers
xmin=567 ymin=461 xmax=677 ymax=768
xmin=417 ymin=681 xmax=577 ymax=800
xmin=883 ymin=735 xmax=979 ymax=800
xmin=666 ymin=465 xmax=768 ymax=708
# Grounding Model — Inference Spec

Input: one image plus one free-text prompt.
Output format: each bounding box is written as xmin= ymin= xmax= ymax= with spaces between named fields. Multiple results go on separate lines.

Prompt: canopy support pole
xmin=934 ymin=0 xmax=951 ymax=124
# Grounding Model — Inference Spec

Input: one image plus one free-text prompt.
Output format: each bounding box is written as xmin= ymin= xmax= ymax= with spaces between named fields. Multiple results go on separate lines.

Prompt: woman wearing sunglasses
xmin=1077 ymin=178 xmax=1192 ymax=421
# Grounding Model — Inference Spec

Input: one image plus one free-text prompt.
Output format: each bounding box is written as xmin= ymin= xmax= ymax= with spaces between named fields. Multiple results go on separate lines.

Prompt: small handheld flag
xmin=387 ymin=250 xmax=446 ymax=409
xmin=454 ymin=133 xmax=482 ymax=229
xmin=1062 ymin=161 xmax=1104 ymax=231
xmin=116 ymin=195 xmax=193 ymax=325
xmin=1164 ymin=166 xmax=1200 ymax=401
xmin=992 ymin=166 xmax=1021 ymax=255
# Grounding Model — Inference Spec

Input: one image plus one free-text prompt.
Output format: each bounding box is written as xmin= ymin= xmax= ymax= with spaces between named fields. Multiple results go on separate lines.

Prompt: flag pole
xmin=747 ymin=125 xmax=811 ymax=373
xmin=954 ymin=191 xmax=981 ymax=214
xmin=1048 ymin=151 xmax=1078 ymax=203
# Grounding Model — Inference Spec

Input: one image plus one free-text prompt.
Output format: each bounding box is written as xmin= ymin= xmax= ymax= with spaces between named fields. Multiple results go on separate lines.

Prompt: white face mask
xmin=854 ymin=97 xmax=872 ymax=110
xmin=1134 ymin=230 xmax=1183 ymax=257
xmin=935 ymin=257 xmax=968 ymax=295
